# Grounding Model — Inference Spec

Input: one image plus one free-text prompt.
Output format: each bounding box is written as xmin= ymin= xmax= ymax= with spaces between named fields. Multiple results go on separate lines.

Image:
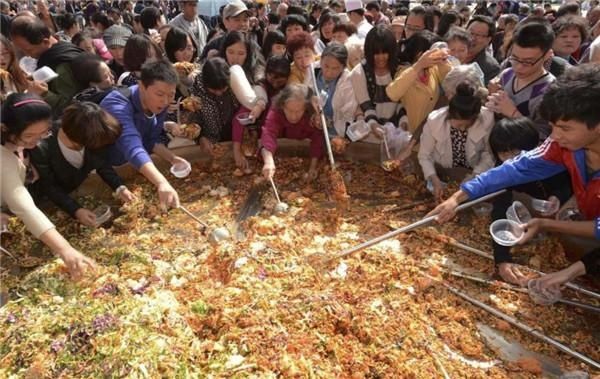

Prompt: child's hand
xmin=75 ymin=208 xmax=97 ymax=227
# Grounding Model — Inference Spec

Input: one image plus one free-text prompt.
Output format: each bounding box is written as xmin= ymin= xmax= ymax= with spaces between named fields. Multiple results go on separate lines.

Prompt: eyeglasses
xmin=508 ymin=51 xmax=548 ymax=67
xmin=405 ymin=24 xmax=424 ymax=32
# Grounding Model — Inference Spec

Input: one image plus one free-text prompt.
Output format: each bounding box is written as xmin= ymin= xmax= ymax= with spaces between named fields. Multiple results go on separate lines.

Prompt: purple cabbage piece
xmin=5 ymin=313 xmax=16 ymax=324
xmin=92 ymin=313 xmax=118 ymax=333
xmin=50 ymin=340 xmax=65 ymax=353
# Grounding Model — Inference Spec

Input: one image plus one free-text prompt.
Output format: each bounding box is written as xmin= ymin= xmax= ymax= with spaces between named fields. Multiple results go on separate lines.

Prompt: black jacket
xmin=29 ymin=132 xmax=123 ymax=217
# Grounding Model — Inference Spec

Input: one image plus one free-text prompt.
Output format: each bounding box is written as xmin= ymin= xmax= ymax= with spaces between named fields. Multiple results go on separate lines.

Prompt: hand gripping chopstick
xmin=309 ymin=62 xmax=336 ymax=168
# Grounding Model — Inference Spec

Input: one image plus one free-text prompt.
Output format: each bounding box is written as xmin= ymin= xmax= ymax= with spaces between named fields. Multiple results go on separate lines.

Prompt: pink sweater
xmin=260 ymin=109 xmax=324 ymax=159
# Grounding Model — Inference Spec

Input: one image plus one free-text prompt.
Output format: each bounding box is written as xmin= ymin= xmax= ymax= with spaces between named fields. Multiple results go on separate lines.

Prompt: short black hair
xmin=539 ymin=64 xmax=600 ymax=130
xmin=321 ymin=42 xmax=348 ymax=67
xmin=266 ymin=54 xmax=291 ymax=78
xmin=556 ymin=2 xmax=580 ymax=18
xmin=262 ymin=30 xmax=286 ymax=58
xmin=398 ymin=30 xmax=441 ymax=65
xmin=408 ymin=5 xmax=435 ymax=32
xmin=56 ymin=12 xmax=78 ymax=31
xmin=280 ymin=14 xmax=309 ymax=33
xmin=366 ymin=1 xmax=380 ymax=12
xmin=512 ymin=19 xmax=554 ymax=52
xmin=91 ymin=11 xmax=113 ymax=29
xmin=448 ymin=82 xmax=482 ymax=120
xmin=71 ymin=31 xmax=93 ymax=47
xmin=1 ymin=93 xmax=52 ymax=145
xmin=140 ymin=59 xmax=178 ymax=87
xmin=61 ymin=102 xmax=122 ymax=149
xmin=140 ymin=6 xmax=161 ymax=30
xmin=267 ymin=13 xmax=280 ymax=25
xmin=467 ymin=15 xmax=496 ymax=37
xmin=10 ymin=15 xmax=51 ymax=44
xmin=489 ymin=117 xmax=539 ymax=159
xmin=552 ymin=15 xmax=588 ymax=43
xmin=364 ymin=25 xmax=398 ymax=73
xmin=436 ymin=10 xmax=461 ymax=37
xmin=71 ymin=53 xmax=106 ymax=88
xmin=164 ymin=26 xmax=198 ymax=63
xmin=202 ymin=57 xmax=230 ymax=90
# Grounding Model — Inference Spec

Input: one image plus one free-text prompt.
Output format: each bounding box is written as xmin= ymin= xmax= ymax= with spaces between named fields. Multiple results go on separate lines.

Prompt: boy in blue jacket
xmin=101 ymin=59 xmax=187 ymax=210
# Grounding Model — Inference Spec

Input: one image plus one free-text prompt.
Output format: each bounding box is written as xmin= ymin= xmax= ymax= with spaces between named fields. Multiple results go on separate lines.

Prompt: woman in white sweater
xmin=418 ymin=82 xmax=495 ymax=202
xmin=1 ymin=93 xmax=96 ymax=279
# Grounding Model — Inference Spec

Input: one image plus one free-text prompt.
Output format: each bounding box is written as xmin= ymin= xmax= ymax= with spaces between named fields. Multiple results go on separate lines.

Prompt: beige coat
xmin=418 ymin=106 xmax=495 ymax=180
xmin=1 ymin=145 xmax=54 ymax=238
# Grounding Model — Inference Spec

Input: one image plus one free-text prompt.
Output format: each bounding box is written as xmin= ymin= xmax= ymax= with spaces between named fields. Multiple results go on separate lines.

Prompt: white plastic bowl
xmin=531 ymin=198 xmax=559 ymax=216
xmin=505 ymin=201 xmax=531 ymax=224
xmin=527 ymin=278 xmax=561 ymax=305
xmin=170 ymin=160 xmax=191 ymax=178
xmin=489 ymin=219 xmax=524 ymax=246
xmin=94 ymin=205 xmax=112 ymax=226
xmin=236 ymin=112 xmax=254 ymax=126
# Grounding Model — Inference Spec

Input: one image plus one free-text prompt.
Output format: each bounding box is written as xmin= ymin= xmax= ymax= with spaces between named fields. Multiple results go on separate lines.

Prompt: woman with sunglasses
xmin=1 ymin=93 xmax=96 ymax=280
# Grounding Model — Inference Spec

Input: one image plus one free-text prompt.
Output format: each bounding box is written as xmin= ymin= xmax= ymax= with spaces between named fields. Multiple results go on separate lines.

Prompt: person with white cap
xmin=200 ymin=0 xmax=251 ymax=61
xmin=345 ymin=0 xmax=372 ymax=40
xmin=169 ymin=0 xmax=209 ymax=56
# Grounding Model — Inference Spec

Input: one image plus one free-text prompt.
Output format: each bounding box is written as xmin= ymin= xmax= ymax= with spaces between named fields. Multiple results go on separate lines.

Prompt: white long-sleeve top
xmin=418 ymin=106 xmax=495 ymax=180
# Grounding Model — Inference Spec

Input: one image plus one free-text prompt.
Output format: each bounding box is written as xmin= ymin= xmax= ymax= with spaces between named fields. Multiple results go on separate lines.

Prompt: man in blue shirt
xmin=101 ymin=59 xmax=185 ymax=210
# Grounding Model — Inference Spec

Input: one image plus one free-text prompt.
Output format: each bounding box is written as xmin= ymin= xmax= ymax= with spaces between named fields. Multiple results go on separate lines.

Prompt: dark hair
xmin=539 ymin=64 xmax=600 ymax=130
xmin=512 ymin=20 xmax=554 ymax=52
xmin=489 ymin=117 xmax=539 ymax=159
xmin=10 ymin=16 xmax=51 ymax=44
xmin=202 ymin=57 xmax=230 ymax=90
xmin=317 ymin=12 xmax=339 ymax=40
xmin=267 ymin=12 xmax=280 ymax=25
xmin=124 ymin=34 xmax=162 ymax=71
xmin=165 ymin=26 xmax=198 ymax=63
xmin=71 ymin=31 xmax=93 ymax=48
xmin=408 ymin=5 xmax=435 ymax=32
xmin=552 ymin=15 xmax=589 ymax=43
xmin=220 ymin=31 xmax=259 ymax=81
xmin=321 ymin=42 xmax=348 ymax=67
xmin=286 ymin=31 xmax=315 ymax=56
xmin=467 ymin=15 xmax=496 ymax=37
xmin=61 ymin=102 xmax=122 ymax=149
xmin=91 ymin=11 xmax=114 ymax=30
xmin=436 ymin=10 xmax=461 ymax=37
xmin=366 ymin=1 xmax=380 ymax=12
xmin=57 ymin=12 xmax=78 ymax=31
xmin=71 ymin=53 xmax=106 ymax=88
xmin=556 ymin=2 xmax=580 ymax=18
xmin=266 ymin=54 xmax=291 ymax=78
xmin=140 ymin=59 xmax=178 ymax=87
xmin=446 ymin=26 xmax=472 ymax=48
xmin=1 ymin=93 xmax=52 ymax=145
xmin=262 ymin=30 xmax=286 ymax=58
xmin=140 ymin=6 xmax=161 ymax=30
xmin=332 ymin=22 xmax=357 ymax=36
xmin=398 ymin=30 xmax=441 ymax=65
xmin=364 ymin=25 xmax=398 ymax=73
xmin=447 ymin=82 xmax=482 ymax=120
xmin=280 ymin=14 xmax=309 ymax=33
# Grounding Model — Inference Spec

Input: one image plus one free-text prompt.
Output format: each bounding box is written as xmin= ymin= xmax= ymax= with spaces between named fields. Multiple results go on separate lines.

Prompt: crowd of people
xmin=0 ymin=0 xmax=599 ymax=292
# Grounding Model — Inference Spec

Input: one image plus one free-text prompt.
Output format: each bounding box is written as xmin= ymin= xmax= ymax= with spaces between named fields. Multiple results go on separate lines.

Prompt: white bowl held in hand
xmin=170 ymin=160 xmax=191 ymax=178
xmin=489 ymin=219 xmax=524 ymax=246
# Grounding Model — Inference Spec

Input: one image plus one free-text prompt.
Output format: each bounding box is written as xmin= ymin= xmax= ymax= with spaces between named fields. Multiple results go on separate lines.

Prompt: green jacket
xmin=43 ymin=62 xmax=80 ymax=118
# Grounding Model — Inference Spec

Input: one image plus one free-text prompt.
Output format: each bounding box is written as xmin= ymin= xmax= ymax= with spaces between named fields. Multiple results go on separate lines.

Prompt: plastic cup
xmin=170 ymin=160 xmax=191 ymax=178
xmin=531 ymin=198 xmax=559 ymax=216
xmin=236 ymin=112 xmax=254 ymax=126
xmin=489 ymin=219 xmax=524 ymax=246
xmin=32 ymin=66 xmax=59 ymax=83
xmin=94 ymin=205 xmax=112 ymax=226
xmin=19 ymin=56 xmax=38 ymax=75
xmin=472 ymin=202 xmax=493 ymax=218
xmin=505 ymin=201 xmax=532 ymax=224
xmin=527 ymin=278 xmax=561 ymax=305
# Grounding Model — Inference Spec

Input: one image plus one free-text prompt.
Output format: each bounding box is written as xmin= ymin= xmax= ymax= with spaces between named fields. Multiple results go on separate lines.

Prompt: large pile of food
xmin=1 ymin=152 xmax=598 ymax=378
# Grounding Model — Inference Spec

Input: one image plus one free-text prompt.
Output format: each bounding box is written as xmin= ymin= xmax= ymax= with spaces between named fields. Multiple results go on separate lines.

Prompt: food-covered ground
xmin=1 ymin=148 xmax=599 ymax=378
